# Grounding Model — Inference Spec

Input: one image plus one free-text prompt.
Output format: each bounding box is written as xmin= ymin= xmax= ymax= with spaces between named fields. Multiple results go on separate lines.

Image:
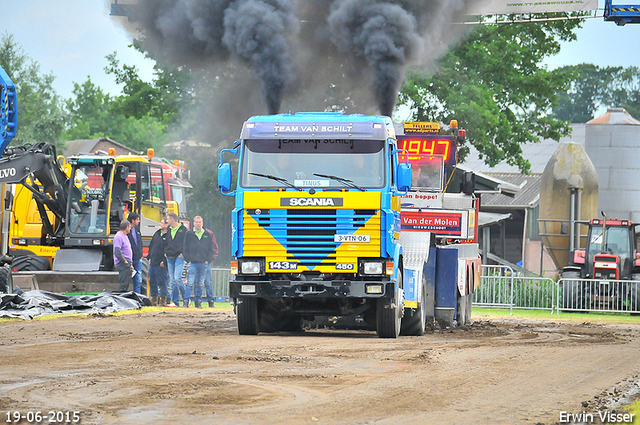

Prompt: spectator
xmin=183 ymin=216 xmax=215 ymax=309
xmin=166 ymin=212 xmax=188 ymax=307
xmin=127 ymin=212 xmax=144 ymax=294
xmin=203 ymin=227 xmax=219 ymax=307
xmin=113 ymin=219 xmax=134 ymax=292
xmin=148 ymin=218 xmax=169 ymax=306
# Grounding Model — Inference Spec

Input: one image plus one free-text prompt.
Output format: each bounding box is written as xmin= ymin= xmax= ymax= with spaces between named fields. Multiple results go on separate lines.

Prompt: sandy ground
xmin=1 ymin=309 xmax=639 ymax=425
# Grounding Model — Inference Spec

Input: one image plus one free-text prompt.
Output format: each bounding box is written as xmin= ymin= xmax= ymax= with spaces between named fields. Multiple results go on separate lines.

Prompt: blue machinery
xmin=0 ymin=67 xmax=17 ymax=156
xmin=604 ymin=0 xmax=640 ymax=25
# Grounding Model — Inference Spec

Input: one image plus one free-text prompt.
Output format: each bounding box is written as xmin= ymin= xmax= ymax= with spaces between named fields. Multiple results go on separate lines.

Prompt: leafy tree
xmin=0 ymin=33 xmax=66 ymax=148
xmin=64 ymin=76 xmax=168 ymax=153
xmin=398 ymin=18 xmax=584 ymax=173
xmin=553 ymin=64 xmax=640 ymax=122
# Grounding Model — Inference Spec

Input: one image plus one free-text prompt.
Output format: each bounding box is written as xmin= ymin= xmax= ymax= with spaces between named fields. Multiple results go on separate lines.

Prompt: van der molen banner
xmin=467 ymin=0 xmax=598 ymax=14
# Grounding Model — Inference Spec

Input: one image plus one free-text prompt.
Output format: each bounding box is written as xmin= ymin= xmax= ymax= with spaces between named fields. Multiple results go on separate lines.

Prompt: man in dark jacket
xmin=127 ymin=212 xmax=144 ymax=294
xmin=183 ymin=215 xmax=215 ymax=309
xmin=166 ymin=212 xmax=189 ymax=307
xmin=147 ymin=218 xmax=169 ymax=306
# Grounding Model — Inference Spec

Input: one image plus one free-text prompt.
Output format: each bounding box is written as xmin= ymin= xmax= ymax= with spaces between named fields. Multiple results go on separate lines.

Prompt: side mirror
xmin=218 ymin=162 xmax=233 ymax=194
xmin=397 ymin=162 xmax=412 ymax=193
xmin=4 ymin=190 xmax=13 ymax=210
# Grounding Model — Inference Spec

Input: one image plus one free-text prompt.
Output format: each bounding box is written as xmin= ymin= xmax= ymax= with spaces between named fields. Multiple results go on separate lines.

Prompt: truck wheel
xmin=11 ymin=255 xmax=50 ymax=271
xmin=630 ymin=277 xmax=640 ymax=316
xmin=0 ymin=266 xmax=10 ymax=293
xmin=236 ymin=297 xmax=260 ymax=335
xmin=377 ymin=271 xmax=402 ymax=339
xmin=401 ymin=272 xmax=427 ymax=336
xmin=561 ymin=270 xmax=585 ymax=312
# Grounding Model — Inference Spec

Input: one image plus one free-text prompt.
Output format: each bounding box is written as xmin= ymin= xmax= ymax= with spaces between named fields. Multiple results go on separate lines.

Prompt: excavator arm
xmin=0 ymin=143 xmax=69 ymax=244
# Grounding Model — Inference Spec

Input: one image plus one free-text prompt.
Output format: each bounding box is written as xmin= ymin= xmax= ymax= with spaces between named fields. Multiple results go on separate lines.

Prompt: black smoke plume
xmin=327 ymin=0 xmax=422 ymax=116
xmin=129 ymin=0 xmax=298 ymax=114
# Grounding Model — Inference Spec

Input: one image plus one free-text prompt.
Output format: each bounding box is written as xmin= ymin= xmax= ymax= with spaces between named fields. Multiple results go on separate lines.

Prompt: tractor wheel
xmin=561 ymin=270 xmax=586 ymax=312
xmin=630 ymin=276 xmax=640 ymax=316
xmin=377 ymin=271 xmax=403 ymax=339
xmin=236 ymin=297 xmax=260 ymax=335
xmin=0 ymin=266 xmax=10 ymax=293
xmin=11 ymin=256 xmax=50 ymax=272
xmin=401 ymin=272 xmax=427 ymax=336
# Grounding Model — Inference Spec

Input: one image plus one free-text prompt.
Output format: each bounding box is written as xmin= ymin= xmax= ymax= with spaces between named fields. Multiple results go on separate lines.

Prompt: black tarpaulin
xmin=0 ymin=288 xmax=151 ymax=320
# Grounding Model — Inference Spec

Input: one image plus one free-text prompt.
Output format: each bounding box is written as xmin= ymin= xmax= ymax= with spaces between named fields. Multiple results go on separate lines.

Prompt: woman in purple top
xmin=113 ymin=219 xmax=134 ymax=292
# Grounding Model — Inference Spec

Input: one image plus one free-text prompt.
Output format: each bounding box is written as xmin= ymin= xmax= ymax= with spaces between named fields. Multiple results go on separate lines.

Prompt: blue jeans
xmin=186 ymin=262 xmax=208 ymax=303
xmin=132 ymin=259 xmax=143 ymax=294
xmin=149 ymin=264 xmax=169 ymax=298
xmin=203 ymin=264 xmax=214 ymax=303
xmin=167 ymin=256 xmax=186 ymax=306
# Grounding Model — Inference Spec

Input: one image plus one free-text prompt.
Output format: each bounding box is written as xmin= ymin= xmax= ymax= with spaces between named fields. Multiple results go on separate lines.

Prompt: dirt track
xmin=1 ymin=309 xmax=639 ymax=425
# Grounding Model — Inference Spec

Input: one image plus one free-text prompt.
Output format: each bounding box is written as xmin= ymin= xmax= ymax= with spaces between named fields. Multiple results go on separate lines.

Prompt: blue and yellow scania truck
xmin=219 ymin=112 xmax=478 ymax=338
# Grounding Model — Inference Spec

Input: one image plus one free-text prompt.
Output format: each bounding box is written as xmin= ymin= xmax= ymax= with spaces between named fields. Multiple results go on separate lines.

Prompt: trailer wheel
xmin=401 ymin=272 xmax=427 ymax=336
xmin=236 ymin=297 xmax=260 ymax=335
xmin=11 ymin=255 xmax=50 ymax=272
xmin=377 ymin=271 xmax=402 ymax=339
xmin=630 ymin=277 xmax=640 ymax=316
xmin=561 ymin=270 xmax=585 ymax=312
xmin=0 ymin=266 xmax=10 ymax=293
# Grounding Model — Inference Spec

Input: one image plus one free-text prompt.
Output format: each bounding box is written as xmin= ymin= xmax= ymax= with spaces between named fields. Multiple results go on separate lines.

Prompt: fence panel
xmin=474 ymin=265 xmax=514 ymax=314
xmin=211 ymin=267 xmax=231 ymax=300
xmin=557 ymin=277 xmax=640 ymax=313
xmin=474 ymin=266 xmax=555 ymax=314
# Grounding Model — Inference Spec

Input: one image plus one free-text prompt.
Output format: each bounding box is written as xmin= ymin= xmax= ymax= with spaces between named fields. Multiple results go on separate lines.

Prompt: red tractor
xmin=562 ymin=218 xmax=640 ymax=312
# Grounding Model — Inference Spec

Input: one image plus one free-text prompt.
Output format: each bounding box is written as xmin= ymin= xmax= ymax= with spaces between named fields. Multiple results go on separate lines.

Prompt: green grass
xmin=473 ymin=307 xmax=640 ymax=324
xmin=625 ymin=399 xmax=640 ymax=425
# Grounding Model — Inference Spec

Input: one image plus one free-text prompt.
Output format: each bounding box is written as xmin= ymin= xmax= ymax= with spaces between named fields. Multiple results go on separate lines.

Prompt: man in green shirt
xmin=183 ymin=215 xmax=215 ymax=309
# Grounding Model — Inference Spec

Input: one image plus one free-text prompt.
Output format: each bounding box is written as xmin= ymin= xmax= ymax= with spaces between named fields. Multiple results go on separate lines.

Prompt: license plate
xmin=334 ymin=234 xmax=370 ymax=243
xmin=269 ymin=261 xmax=298 ymax=270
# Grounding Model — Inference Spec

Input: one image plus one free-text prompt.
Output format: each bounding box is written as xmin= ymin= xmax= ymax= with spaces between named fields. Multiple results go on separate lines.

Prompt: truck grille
xmin=245 ymin=208 xmax=379 ymax=269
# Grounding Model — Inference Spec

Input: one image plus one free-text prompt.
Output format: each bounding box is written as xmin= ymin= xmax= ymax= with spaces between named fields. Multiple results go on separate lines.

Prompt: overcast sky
xmin=4 ymin=0 xmax=640 ymax=101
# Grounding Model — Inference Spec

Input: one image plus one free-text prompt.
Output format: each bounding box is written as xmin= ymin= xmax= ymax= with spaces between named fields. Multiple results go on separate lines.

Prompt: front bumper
xmin=230 ymin=279 xmax=394 ymax=299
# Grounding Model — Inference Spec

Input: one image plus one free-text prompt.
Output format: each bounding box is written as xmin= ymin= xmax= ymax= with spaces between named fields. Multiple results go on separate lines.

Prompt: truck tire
xmin=401 ymin=272 xmax=427 ymax=336
xmin=11 ymin=255 xmax=50 ymax=272
xmin=236 ymin=297 xmax=260 ymax=335
xmin=561 ymin=270 xmax=585 ymax=312
xmin=377 ymin=271 xmax=403 ymax=339
xmin=0 ymin=266 xmax=10 ymax=293
xmin=630 ymin=277 xmax=640 ymax=315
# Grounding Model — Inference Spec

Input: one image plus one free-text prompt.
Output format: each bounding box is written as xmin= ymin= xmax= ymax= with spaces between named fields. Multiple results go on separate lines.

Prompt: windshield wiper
xmin=313 ymin=173 xmax=365 ymax=192
xmin=248 ymin=172 xmax=302 ymax=191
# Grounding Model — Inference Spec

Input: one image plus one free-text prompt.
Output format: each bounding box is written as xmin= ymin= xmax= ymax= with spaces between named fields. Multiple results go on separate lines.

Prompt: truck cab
xmin=219 ymin=112 xmax=412 ymax=337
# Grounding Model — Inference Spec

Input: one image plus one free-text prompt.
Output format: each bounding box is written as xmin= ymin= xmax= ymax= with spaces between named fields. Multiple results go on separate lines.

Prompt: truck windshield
xmin=240 ymin=138 xmax=385 ymax=189
xmin=68 ymin=163 xmax=112 ymax=236
xmin=588 ymin=226 xmax=631 ymax=262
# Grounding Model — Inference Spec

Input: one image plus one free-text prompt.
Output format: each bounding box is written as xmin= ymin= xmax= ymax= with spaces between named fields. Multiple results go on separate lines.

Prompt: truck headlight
xmin=241 ymin=260 xmax=261 ymax=275
xmin=362 ymin=261 xmax=383 ymax=275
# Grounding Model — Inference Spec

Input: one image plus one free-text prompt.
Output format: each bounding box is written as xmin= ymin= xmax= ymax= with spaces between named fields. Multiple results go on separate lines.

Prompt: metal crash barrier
xmin=557 ymin=277 xmax=640 ymax=314
xmin=473 ymin=265 xmax=556 ymax=315
xmin=211 ymin=267 xmax=231 ymax=301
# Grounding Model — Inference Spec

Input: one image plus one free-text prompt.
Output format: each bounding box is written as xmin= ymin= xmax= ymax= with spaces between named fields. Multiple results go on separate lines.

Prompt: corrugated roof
xmin=461 ymin=123 xmax=585 ymax=174
xmin=63 ymin=137 xmax=138 ymax=156
xmin=480 ymin=172 xmax=541 ymax=209
xmin=586 ymin=108 xmax=640 ymax=125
